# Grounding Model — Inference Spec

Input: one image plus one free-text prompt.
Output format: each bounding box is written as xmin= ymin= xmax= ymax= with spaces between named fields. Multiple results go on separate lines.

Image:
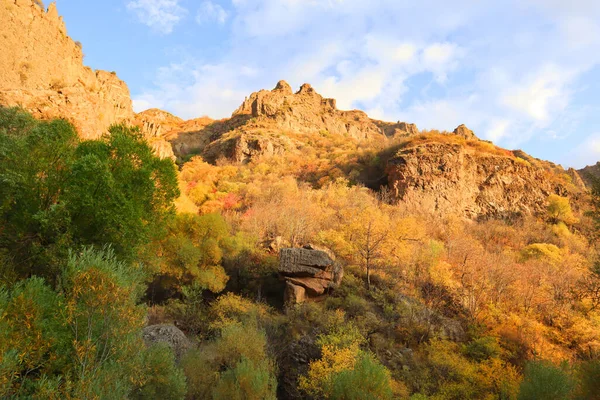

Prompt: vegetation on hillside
xmin=1 ymin=107 xmax=599 ymax=399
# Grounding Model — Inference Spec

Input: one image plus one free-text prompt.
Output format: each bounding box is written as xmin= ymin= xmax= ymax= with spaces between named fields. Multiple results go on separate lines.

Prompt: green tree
xmin=518 ymin=360 xmax=575 ymax=400
xmin=330 ymin=352 xmax=393 ymax=400
xmin=575 ymin=359 xmax=600 ymax=400
xmin=0 ymin=248 xmax=185 ymax=399
xmin=132 ymin=344 xmax=187 ymax=400
xmin=0 ymin=108 xmax=179 ymax=284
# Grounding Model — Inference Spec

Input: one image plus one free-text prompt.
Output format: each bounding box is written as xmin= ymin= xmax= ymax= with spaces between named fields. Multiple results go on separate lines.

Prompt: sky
xmin=53 ymin=0 xmax=600 ymax=168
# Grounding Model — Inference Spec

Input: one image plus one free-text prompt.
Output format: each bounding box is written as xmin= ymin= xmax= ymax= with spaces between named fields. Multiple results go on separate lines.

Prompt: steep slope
xmin=578 ymin=162 xmax=600 ymax=187
xmin=0 ymin=0 xmax=133 ymax=139
xmin=385 ymin=133 xmax=588 ymax=219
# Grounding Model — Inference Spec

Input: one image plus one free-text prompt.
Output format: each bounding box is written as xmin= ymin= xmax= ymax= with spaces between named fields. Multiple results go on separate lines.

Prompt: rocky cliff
xmin=233 ymin=80 xmax=417 ymax=141
xmin=0 ymin=0 xmax=133 ymax=139
xmin=578 ymin=162 xmax=600 ymax=187
xmin=137 ymin=80 xmax=421 ymax=163
xmin=386 ymin=137 xmax=579 ymax=219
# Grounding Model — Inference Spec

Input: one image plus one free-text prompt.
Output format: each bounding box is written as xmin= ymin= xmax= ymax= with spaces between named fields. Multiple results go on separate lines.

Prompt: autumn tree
xmin=547 ymin=194 xmax=578 ymax=225
xmin=0 ymin=248 xmax=185 ymax=398
xmin=0 ymin=108 xmax=179 ymax=285
xmin=349 ymin=207 xmax=390 ymax=289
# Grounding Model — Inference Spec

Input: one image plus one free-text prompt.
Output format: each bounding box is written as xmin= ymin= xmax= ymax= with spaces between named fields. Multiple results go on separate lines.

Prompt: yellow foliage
xmin=520 ymin=243 xmax=563 ymax=264
xmin=547 ymin=194 xmax=579 ymax=225
xmin=298 ymin=343 xmax=360 ymax=398
xmin=209 ymin=292 xmax=270 ymax=329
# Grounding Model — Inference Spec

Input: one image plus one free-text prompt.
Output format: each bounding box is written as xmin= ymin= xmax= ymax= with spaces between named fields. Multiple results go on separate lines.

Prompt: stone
xmin=453 ymin=124 xmax=476 ymax=139
xmin=0 ymin=1 xmax=133 ymax=139
xmin=279 ymin=246 xmax=343 ymax=305
xmin=142 ymin=324 xmax=191 ymax=362
xmin=386 ymin=141 xmax=575 ymax=219
xmin=274 ymin=80 xmax=293 ymax=94
xmin=284 ymin=282 xmax=306 ymax=305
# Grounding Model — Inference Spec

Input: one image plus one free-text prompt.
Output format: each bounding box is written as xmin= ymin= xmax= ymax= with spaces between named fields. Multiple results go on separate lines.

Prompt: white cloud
xmin=126 ymin=0 xmax=186 ymax=34
xmin=566 ymin=133 xmax=600 ymax=168
xmin=501 ymin=65 xmax=576 ymax=124
xmin=197 ymin=1 xmax=229 ymax=25
xmin=131 ymin=0 xmax=600 ymax=164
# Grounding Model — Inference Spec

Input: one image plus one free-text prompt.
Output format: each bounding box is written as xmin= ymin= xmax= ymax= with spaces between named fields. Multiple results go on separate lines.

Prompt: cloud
xmin=196 ymin=1 xmax=229 ymax=25
xmin=501 ymin=64 xmax=576 ymax=124
xmin=130 ymin=0 xmax=600 ymax=165
xmin=126 ymin=0 xmax=186 ymax=34
xmin=566 ymin=133 xmax=600 ymax=168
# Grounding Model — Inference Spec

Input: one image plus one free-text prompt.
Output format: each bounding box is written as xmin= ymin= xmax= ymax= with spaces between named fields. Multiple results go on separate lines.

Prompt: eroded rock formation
xmin=0 ymin=0 xmax=134 ymax=139
xmin=279 ymin=244 xmax=343 ymax=306
xmin=142 ymin=324 xmax=191 ymax=362
xmin=578 ymin=162 xmax=600 ymax=188
xmin=386 ymin=141 xmax=572 ymax=219
xmin=453 ymin=124 xmax=476 ymax=140
xmin=232 ymin=80 xmax=417 ymax=141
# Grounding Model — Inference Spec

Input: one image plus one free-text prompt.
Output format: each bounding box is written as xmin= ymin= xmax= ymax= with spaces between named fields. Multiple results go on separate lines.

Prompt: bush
xmin=212 ymin=357 xmax=277 ymax=400
xmin=330 ymin=352 xmax=393 ymax=400
xmin=575 ymin=359 xmax=600 ymax=400
xmin=518 ymin=360 xmax=575 ymax=400
xmin=132 ymin=344 xmax=187 ymax=400
xmin=0 ymin=108 xmax=179 ymax=285
xmin=464 ymin=337 xmax=501 ymax=362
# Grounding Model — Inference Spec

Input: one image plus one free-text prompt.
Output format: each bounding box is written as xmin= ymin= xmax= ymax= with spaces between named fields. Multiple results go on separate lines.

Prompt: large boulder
xmin=142 ymin=324 xmax=191 ymax=361
xmin=453 ymin=124 xmax=476 ymax=140
xmin=279 ymin=245 xmax=343 ymax=306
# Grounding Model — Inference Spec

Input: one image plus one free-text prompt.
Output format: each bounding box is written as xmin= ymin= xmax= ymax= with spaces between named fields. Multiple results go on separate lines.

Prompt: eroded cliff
xmin=0 ymin=0 xmax=133 ymax=139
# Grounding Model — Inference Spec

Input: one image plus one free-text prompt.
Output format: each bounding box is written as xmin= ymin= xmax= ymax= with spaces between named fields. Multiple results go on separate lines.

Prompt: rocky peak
xmin=578 ymin=162 xmax=600 ymax=188
xmin=0 ymin=0 xmax=134 ymax=139
xmin=297 ymin=83 xmax=316 ymax=95
xmin=231 ymin=80 xmax=418 ymax=141
xmin=274 ymin=80 xmax=293 ymax=94
xmin=453 ymin=124 xmax=476 ymax=140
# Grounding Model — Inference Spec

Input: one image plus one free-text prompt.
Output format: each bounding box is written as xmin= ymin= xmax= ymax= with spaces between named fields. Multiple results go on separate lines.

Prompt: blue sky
xmin=54 ymin=0 xmax=600 ymax=168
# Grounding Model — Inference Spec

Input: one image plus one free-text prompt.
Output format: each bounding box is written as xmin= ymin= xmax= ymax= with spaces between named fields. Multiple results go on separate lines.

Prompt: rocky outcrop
xmin=387 ymin=141 xmax=569 ymax=219
xmin=0 ymin=0 xmax=134 ymax=139
xmin=376 ymin=121 xmax=419 ymax=137
xmin=453 ymin=124 xmax=476 ymax=140
xmin=566 ymin=168 xmax=587 ymax=190
xmin=279 ymin=245 xmax=343 ymax=305
xmin=232 ymin=80 xmax=416 ymax=141
xmin=134 ymin=108 xmax=183 ymax=138
xmin=134 ymin=80 xmax=421 ymax=163
xmin=578 ymin=162 xmax=600 ymax=188
xmin=142 ymin=324 xmax=191 ymax=361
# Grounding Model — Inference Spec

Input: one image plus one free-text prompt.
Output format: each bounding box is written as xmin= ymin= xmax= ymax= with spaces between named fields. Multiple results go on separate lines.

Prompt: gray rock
xmin=142 ymin=324 xmax=191 ymax=361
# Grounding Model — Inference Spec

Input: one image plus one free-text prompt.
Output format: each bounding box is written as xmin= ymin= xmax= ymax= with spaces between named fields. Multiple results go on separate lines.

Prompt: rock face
xmin=232 ymin=80 xmax=416 ymax=141
xmin=387 ymin=142 xmax=570 ymax=219
xmin=142 ymin=324 xmax=191 ymax=361
xmin=132 ymin=80 xmax=422 ymax=163
xmin=453 ymin=124 xmax=476 ymax=139
xmin=279 ymin=245 xmax=343 ymax=305
xmin=0 ymin=0 xmax=134 ymax=139
xmin=578 ymin=162 xmax=600 ymax=188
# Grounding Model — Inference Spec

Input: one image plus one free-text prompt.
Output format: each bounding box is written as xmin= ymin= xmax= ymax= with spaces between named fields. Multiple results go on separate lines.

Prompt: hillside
xmin=1 ymin=2 xmax=600 ymax=400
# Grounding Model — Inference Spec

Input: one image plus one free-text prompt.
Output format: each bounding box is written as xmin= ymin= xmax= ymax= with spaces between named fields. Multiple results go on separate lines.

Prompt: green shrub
xmin=330 ymin=352 xmax=393 ymax=400
xmin=575 ymin=359 xmax=600 ymax=400
xmin=464 ymin=337 xmax=501 ymax=362
xmin=518 ymin=360 xmax=574 ymax=400
xmin=212 ymin=357 xmax=277 ymax=400
xmin=132 ymin=344 xmax=186 ymax=400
